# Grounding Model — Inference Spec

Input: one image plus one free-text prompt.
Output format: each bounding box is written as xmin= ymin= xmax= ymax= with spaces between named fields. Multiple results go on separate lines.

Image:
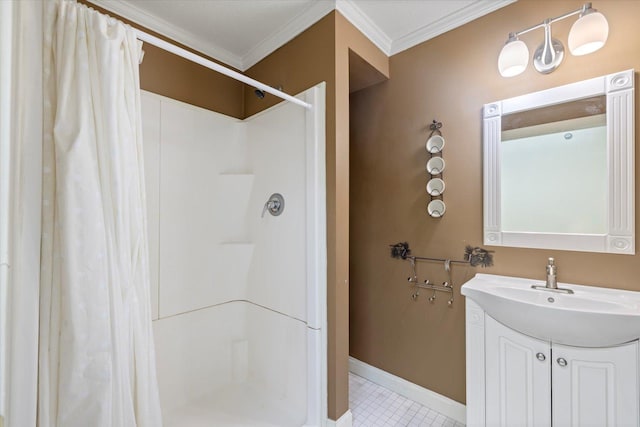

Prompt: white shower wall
xmin=141 ymin=88 xmax=324 ymax=426
xmin=246 ymin=104 xmax=307 ymax=322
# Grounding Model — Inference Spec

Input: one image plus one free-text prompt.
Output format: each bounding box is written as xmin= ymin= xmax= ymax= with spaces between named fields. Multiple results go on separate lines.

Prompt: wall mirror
xmin=483 ymin=69 xmax=635 ymax=254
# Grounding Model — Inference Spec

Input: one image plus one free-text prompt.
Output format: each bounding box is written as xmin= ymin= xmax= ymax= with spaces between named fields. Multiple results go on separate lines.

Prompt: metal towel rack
xmin=406 ymin=256 xmax=456 ymax=305
xmin=389 ymin=242 xmax=494 ymax=307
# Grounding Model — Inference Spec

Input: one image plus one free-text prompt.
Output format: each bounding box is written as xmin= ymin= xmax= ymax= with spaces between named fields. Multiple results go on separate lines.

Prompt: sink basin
xmin=461 ymin=274 xmax=640 ymax=347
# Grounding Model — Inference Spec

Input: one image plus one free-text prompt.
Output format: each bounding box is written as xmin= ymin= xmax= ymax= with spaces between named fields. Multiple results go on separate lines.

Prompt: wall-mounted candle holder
xmin=426 ymin=119 xmax=445 ymax=218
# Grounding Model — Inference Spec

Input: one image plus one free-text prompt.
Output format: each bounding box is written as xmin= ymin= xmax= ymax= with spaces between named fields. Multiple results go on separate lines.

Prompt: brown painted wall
xmin=333 ymin=12 xmax=389 ymax=419
xmin=349 ymin=0 xmax=640 ymax=404
xmin=245 ymin=11 xmax=388 ymax=420
xmin=139 ymin=44 xmax=243 ymax=118
xmin=243 ymin=13 xmax=335 ymax=117
xmin=83 ymin=1 xmax=243 ymax=117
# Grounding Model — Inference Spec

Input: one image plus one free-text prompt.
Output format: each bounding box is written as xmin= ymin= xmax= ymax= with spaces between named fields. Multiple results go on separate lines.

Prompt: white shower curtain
xmin=39 ymin=1 xmax=162 ymax=426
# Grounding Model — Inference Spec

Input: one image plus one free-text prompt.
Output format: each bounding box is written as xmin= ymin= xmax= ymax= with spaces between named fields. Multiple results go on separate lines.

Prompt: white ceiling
xmin=89 ymin=0 xmax=515 ymax=71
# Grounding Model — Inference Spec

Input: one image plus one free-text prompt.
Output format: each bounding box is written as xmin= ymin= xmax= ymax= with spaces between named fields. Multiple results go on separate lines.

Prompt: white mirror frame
xmin=483 ymin=69 xmax=635 ymax=254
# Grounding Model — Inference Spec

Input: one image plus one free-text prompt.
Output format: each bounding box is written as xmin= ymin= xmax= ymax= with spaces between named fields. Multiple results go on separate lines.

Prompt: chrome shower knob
xmin=261 ymin=193 xmax=285 ymax=217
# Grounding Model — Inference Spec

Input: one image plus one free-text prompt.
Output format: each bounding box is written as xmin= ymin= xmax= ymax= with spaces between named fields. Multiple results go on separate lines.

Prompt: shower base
xmin=163 ymin=382 xmax=303 ymax=427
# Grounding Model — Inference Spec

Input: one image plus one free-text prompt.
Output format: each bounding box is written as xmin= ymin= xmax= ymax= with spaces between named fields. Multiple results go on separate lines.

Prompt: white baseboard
xmin=325 ymin=409 xmax=352 ymax=427
xmin=349 ymin=357 xmax=466 ymax=424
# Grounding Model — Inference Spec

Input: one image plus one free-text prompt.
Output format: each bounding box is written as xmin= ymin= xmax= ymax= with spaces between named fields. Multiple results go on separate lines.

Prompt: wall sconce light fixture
xmin=498 ymin=2 xmax=609 ymax=77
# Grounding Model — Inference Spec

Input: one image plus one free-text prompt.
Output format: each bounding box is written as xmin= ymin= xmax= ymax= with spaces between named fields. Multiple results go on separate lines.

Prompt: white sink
xmin=461 ymin=274 xmax=640 ymax=347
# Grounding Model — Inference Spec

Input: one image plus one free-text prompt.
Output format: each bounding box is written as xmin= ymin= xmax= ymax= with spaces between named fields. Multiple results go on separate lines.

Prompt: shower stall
xmin=1 ymin=1 xmax=326 ymax=424
xmin=141 ymin=85 xmax=327 ymax=427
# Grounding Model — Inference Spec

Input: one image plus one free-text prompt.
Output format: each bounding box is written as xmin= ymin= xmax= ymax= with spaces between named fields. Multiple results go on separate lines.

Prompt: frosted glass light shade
xmin=498 ymin=39 xmax=529 ymax=77
xmin=568 ymin=11 xmax=609 ymax=56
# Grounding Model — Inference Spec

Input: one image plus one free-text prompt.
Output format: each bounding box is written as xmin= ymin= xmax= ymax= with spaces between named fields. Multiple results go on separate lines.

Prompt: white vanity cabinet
xmin=552 ymin=341 xmax=639 ymax=426
xmin=485 ymin=315 xmax=551 ymax=427
xmin=467 ymin=299 xmax=640 ymax=427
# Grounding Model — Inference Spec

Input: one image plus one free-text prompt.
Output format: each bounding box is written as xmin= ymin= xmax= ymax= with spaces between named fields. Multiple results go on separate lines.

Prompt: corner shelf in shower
xmin=219 ymin=241 xmax=254 ymax=246
xmin=217 ymin=173 xmax=254 ymax=184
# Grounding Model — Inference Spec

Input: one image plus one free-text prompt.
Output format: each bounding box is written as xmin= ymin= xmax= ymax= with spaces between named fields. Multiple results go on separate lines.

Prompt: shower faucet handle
xmin=261 ymin=193 xmax=285 ymax=218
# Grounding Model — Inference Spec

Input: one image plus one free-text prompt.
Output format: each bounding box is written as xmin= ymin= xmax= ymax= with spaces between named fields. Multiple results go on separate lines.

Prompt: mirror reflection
xmin=501 ymin=97 xmax=607 ymax=234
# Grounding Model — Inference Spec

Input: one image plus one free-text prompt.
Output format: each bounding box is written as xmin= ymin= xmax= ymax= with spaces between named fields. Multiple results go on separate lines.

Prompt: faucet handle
xmin=261 ymin=193 xmax=285 ymax=218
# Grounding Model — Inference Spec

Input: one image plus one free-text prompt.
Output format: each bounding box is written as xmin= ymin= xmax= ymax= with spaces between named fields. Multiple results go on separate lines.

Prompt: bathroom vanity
xmin=462 ymin=274 xmax=640 ymax=427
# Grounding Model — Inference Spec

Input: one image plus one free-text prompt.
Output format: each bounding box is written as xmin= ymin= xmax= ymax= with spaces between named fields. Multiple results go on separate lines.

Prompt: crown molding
xmin=390 ymin=0 xmax=517 ymax=56
xmin=86 ymin=0 xmax=244 ymax=70
xmin=336 ymin=0 xmax=392 ymax=55
xmin=87 ymin=0 xmax=516 ymax=71
xmin=242 ymin=0 xmax=336 ymax=70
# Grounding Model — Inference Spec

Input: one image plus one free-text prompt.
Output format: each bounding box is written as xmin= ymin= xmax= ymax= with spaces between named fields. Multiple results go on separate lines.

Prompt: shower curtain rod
xmin=133 ymin=28 xmax=312 ymax=110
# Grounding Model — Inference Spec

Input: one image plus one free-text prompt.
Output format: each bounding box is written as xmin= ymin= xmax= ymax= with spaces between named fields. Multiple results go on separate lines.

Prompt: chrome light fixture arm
xmin=511 ymin=3 xmax=589 ymax=39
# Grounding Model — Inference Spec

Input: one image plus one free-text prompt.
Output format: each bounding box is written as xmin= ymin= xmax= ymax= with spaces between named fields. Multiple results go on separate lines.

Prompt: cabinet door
xmin=552 ymin=340 xmax=639 ymax=427
xmin=486 ymin=316 xmax=551 ymax=427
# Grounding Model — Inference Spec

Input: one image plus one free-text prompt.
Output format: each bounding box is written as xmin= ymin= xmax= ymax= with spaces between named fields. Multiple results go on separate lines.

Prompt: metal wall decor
xmin=426 ymin=119 xmax=446 ymax=217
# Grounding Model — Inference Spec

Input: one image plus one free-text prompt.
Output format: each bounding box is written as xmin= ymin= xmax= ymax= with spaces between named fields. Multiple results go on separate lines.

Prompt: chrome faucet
xmin=546 ymin=257 xmax=557 ymax=289
xmin=531 ymin=257 xmax=574 ymax=294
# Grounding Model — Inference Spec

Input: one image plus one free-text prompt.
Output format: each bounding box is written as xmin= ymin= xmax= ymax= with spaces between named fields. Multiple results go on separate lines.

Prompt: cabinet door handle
xmin=536 ymin=352 xmax=546 ymax=361
xmin=557 ymin=357 xmax=568 ymax=367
